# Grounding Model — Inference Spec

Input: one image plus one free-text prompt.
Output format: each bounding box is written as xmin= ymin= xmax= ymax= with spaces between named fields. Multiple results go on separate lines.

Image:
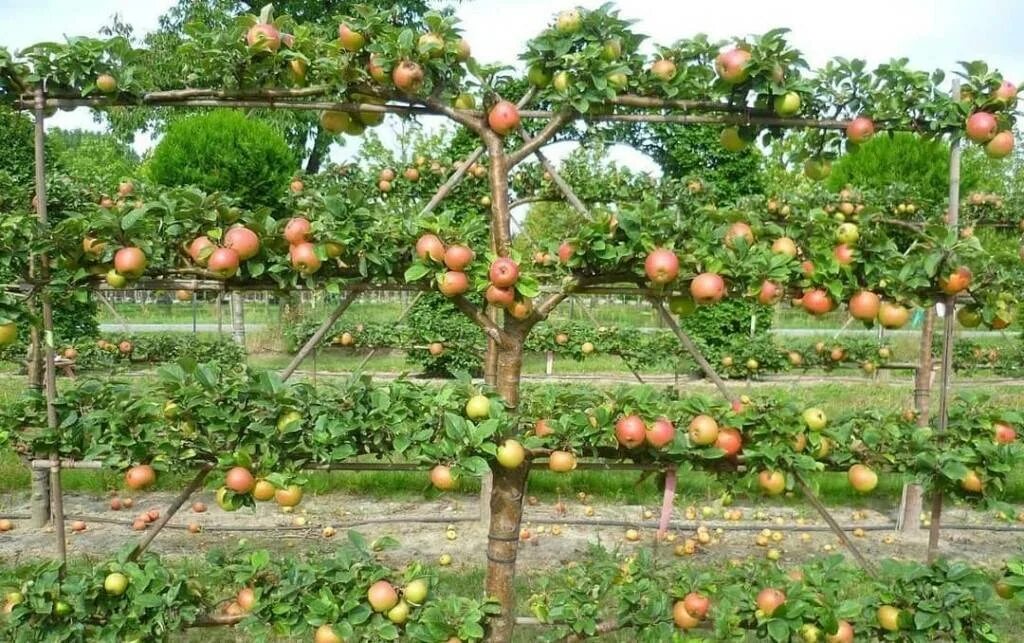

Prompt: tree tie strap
xmin=486 ymin=551 xmax=519 ymax=565
xmin=487 ymin=532 xmax=521 ymax=542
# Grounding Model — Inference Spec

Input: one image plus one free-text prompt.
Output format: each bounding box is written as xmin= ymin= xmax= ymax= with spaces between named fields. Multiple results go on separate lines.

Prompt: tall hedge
xmin=148 ymin=110 xmax=296 ymax=208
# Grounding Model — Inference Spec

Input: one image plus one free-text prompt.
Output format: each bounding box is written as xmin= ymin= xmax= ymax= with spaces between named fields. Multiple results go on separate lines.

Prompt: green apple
xmin=403 ymin=579 xmax=428 ymax=605
xmin=773 ymin=92 xmax=802 ymax=116
xmin=552 ymin=71 xmax=571 ymax=93
xmin=601 ymin=38 xmax=622 ymax=61
xmin=465 ymin=394 xmax=491 ymax=420
xmin=162 ymin=401 xmax=179 ymax=420
xmin=386 ymin=599 xmax=410 ymax=624
xmin=496 ymin=439 xmax=525 ymax=469
xmin=277 ymin=410 xmax=302 ymax=432
xmin=104 ymin=572 xmax=129 ymax=596
xmin=105 ymin=269 xmax=127 ymax=288
xmin=802 ymin=408 xmax=827 ymax=431
xmin=835 ymin=223 xmax=859 ymax=245
xmin=555 ymin=10 xmax=582 ymax=33
xmin=527 ymin=65 xmax=550 ymax=88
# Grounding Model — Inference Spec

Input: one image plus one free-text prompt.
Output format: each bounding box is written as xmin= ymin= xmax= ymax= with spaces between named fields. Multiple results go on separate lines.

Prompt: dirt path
xmin=1 ymin=490 xmax=1020 ymax=572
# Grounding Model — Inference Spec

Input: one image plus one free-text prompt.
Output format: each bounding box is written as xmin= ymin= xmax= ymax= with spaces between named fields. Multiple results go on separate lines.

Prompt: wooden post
xmin=281 ymin=289 xmax=361 ymax=381
xmin=33 ymin=88 xmax=66 ymax=568
xmin=229 ymin=291 xmax=245 ymax=347
xmin=928 ymin=94 xmax=962 ymax=561
xmin=545 ymin=350 xmax=554 ymax=376
xmin=897 ymin=307 xmax=935 ymax=535
xmin=479 ymin=470 xmax=493 ymax=528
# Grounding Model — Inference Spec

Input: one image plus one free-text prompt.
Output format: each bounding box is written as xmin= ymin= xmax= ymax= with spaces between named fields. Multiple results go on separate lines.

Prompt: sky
xmin=3 ymin=0 xmax=1024 ymax=174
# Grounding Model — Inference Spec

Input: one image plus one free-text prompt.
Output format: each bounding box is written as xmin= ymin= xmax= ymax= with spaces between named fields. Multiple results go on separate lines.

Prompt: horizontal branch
xmin=13 ymin=96 xmax=872 ymax=131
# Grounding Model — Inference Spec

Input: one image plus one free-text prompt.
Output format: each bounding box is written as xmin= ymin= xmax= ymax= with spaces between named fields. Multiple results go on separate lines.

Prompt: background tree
xmin=147 ymin=110 xmax=296 ymax=209
xmin=826 ymin=133 xmax=985 ymax=202
xmin=49 ymin=129 xmax=138 ymax=199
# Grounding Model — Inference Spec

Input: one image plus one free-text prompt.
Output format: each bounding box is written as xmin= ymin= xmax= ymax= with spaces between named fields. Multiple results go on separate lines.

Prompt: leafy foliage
xmin=148 ymin=111 xmax=296 ymax=209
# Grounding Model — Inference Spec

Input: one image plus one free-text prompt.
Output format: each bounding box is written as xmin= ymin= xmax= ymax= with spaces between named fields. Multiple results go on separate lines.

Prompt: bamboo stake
xmin=128 ymin=463 xmax=214 ymax=561
xmin=651 ymin=297 xmax=738 ymax=404
xmin=354 ymin=292 xmax=422 ymax=371
xmin=33 ymin=88 xmax=67 ymax=570
xmin=928 ymin=82 xmax=963 ymax=562
xmin=95 ymin=290 xmax=129 ymax=335
xmin=651 ymin=296 xmax=877 ymax=574
xmin=280 ymin=288 xmax=362 ymax=381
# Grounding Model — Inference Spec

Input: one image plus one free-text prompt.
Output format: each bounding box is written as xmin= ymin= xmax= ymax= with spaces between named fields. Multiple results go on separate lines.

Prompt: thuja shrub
xmin=148 ymin=110 xmax=296 ymax=209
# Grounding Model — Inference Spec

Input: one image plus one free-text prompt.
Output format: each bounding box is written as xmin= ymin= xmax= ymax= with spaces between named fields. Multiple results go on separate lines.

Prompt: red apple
xmin=223 ymin=226 xmax=259 ymax=261
xmin=939 ymin=266 xmax=972 ymax=295
xmin=289 ymin=242 xmax=321 ymax=275
xmin=338 ymin=24 xmax=365 ymax=52
xmin=535 ymin=419 xmax=554 ymax=438
xmin=615 ymin=415 xmax=647 ymax=449
xmin=757 ymin=280 xmax=782 ymax=305
xmin=485 ymin=285 xmax=515 ymax=308
xmin=715 ymin=48 xmax=751 ymax=84
xmin=688 ymin=415 xmax=719 ymax=446
xmin=488 ymin=100 xmax=521 ymax=136
xmin=283 ymin=217 xmax=311 ymax=245
xmin=114 ymin=247 xmax=147 ymax=279
xmin=877 ymin=302 xmax=910 ymax=329
xmin=438 ymin=271 xmax=470 ymax=297
xmin=392 ymin=60 xmax=424 ymax=93
xmin=725 ymin=222 xmax=754 ymax=247
xmin=415 ymin=234 xmax=445 ymax=263
xmin=188 ymin=236 xmax=215 ymax=266
xmin=848 ymin=290 xmax=881 ymax=321
xmin=966 ymin=112 xmax=998 ymax=143
xmin=834 ymin=243 xmax=854 ymax=265
xmin=644 ymin=248 xmax=679 ymax=284
xmin=802 ymin=289 xmax=833 ymax=316
xmin=645 ymin=418 xmax=675 ymax=448
xmin=994 ymin=80 xmax=1018 ymax=107
xmin=995 ymin=421 xmax=1016 ymax=444
xmin=715 ymin=427 xmax=742 ymax=457
xmin=650 ymin=58 xmax=677 ymax=81
xmin=683 ymin=592 xmax=710 ymax=620
xmin=758 ymin=470 xmax=786 ymax=496
xmin=690 ymin=273 xmax=725 ymax=305
xmin=755 ymin=588 xmax=786 ymax=616
xmin=489 ymin=257 xmax=519 ymax=288
xmin=558 ymin=242 xmax=575 ymax=263
xmin=507 ymin=298 xmax=533 ymax=320
xmin=430 ymin=465 xmax=455 ymax=491
xmin=846 ymin=116 xmax=875 ymax=144
xmin=246 ymin=22 xmax=281 ymax=53
xmin=207 ymin=247 xmax=240 ymax=279
xmin=443 ymin=245 xmax=475 ymax=271
xmin=986 ymin=131 xmax=1014 ymax=159
xmin=848 ymin=464 xmax=878 ymax=493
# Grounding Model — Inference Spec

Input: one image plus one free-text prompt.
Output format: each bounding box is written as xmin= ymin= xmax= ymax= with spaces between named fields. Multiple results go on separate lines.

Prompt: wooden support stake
xmin=794 ymin=474 xmax=877 ymax=577
xmin=128 ymin=465 xmax=213 ymax=561
xmin=651 ymin=297 xmax=738 ymax=404
xmin=652 ymin=296 xmax=876 ymax=573
xmin=33 ymin=88 xmax=66 ymax=569
xmin=354 ymin=292 xmax=422 ymax=372
xmin=229 ymin=291 xmax=245 ymax=347
xmin=928 ymin=92 xmax=963 ymax=561
xmin=281 ymin=288 xmax=362 ymax=381
xmin=897 ymin=307 xmax=936 ymax=535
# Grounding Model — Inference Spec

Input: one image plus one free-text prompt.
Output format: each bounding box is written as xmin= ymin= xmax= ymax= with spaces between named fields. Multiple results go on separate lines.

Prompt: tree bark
xmin=484 ymin=334 xmax=528 ymax=643
xmin=304 ymin=125 xmax=330 ymax=175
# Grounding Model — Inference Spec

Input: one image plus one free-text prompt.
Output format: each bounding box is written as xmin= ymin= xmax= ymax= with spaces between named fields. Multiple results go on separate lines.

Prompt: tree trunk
xmin=484 ymin=334 xmax=527 ymax=642
xmin=304 ymin=126 xmax=330 ymax=175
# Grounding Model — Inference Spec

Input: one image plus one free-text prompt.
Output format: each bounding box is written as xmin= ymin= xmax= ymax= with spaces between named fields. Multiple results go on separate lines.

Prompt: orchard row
xmin=1 ymin=5 xmax=1018 ymax=165
xmin=2 ymin=537 xmax=1020 ymax=642
xmin=0 ymin=364 xmax=1019 ymax=509
xmin=1 ymin=174 xmax=1020 ymax=339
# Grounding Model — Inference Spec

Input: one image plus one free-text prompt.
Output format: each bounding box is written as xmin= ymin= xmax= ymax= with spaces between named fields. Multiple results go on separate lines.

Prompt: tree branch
xmin=525 ymin=145 xmax=589 ymax=217
xmin=422 ymin=95 xmax=486 ymax=136
xmin=508 ymin=108 xmax=575 ymax=167
xmin=452 ymin=294 xmax=507 ymax=345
